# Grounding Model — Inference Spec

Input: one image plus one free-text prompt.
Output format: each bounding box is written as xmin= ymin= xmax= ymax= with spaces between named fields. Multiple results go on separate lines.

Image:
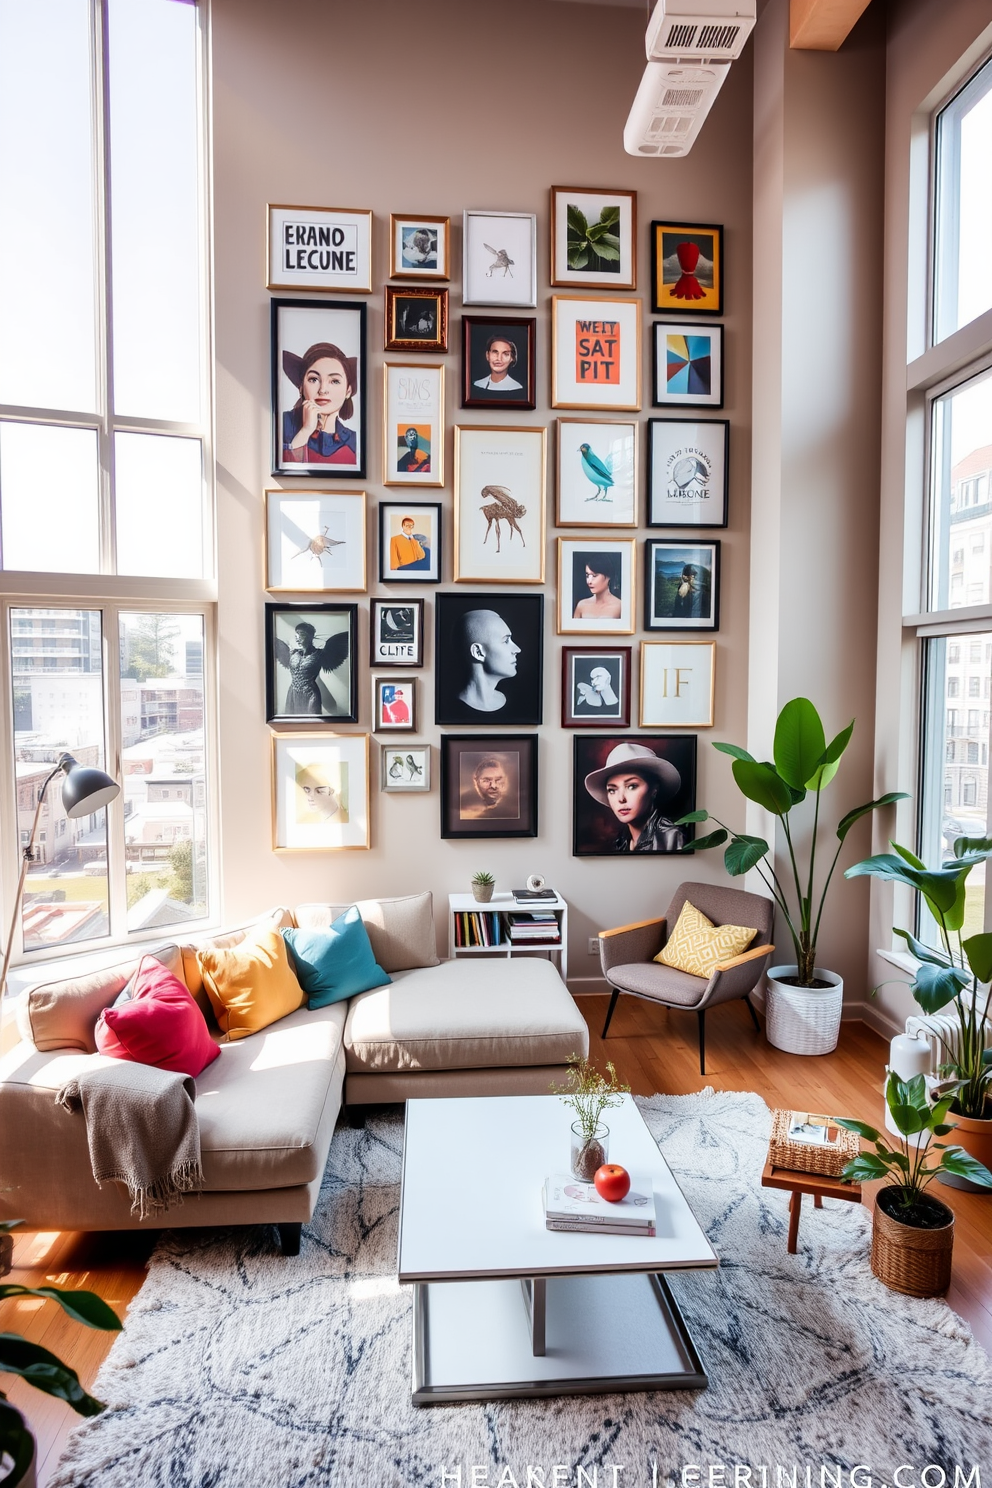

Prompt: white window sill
xmin=876 ymin=947 xmax=918 ymax=975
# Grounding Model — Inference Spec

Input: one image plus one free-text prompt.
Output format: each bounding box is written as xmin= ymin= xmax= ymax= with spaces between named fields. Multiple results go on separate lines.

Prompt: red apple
xmin=594 ymin=1164 xmax=631 ymax=1202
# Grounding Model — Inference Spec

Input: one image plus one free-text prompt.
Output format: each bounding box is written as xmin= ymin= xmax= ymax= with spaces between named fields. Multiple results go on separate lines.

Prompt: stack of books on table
xmin=542 ymin=1174 xmax=656 ymax=1236
xmin=508 ymin=912 xmax=560 ymax=946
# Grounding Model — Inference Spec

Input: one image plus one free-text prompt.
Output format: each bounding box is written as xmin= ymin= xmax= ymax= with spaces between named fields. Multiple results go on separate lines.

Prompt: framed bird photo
xmin=462 ymin=210 xmax=537 ymax=309
xmin=389 ymin=214 xmax=450 ymax=281
xmin=461 ymin=316 xmax=536 ymax=411
xmin=551 ymin=296 xmax=641 ymax=411
xmin=264 ymin=490 xmax=367 ymax=593
xmin=265 ymin=603 xmax=359 ymax=724
xmin=382 ymin=363 xmax=444 ymax=487
xmin=653 ymin=322 xmax=724 ymax=408
xmin=454 ymin=425 xmax=546 ymax=585
xmin=556 ymin=418 xmax=637 ymax=527
xmin=381 ymin=744 xmax=431 ymax=792
xmin=650 ymin=221 xmax=723 ymax=316
xmin=370 ymin=598 xmax=424 ymax=668
xmin=379 ymin=501 xmax=442 ymax=584
xmin=384 ymin=287 xmax=448 ymax=353
xmin=550 ymin=186 xmax=636 ymax=291
xmin=647 ymin=418 xmax=729 ymax=528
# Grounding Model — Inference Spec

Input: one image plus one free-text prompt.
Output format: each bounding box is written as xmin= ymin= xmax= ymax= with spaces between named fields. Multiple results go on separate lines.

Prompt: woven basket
xmin=765 ymin=967 xmax=843 ymax=1055
xmin=871 ymin=1193 xmax=954 ymax=1298
xmin=768 ymin=1108 xmax=860 ymax=1177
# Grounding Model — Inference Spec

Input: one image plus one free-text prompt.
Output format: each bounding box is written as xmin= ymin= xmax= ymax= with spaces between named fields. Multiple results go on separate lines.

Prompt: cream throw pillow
xmin=655 ymin=901 xmax=757 ymax=979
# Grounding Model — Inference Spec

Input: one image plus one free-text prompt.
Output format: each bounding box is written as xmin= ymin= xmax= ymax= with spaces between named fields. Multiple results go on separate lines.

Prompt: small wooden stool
xmin=761 ymin=1159 xmax=862 ymax=1254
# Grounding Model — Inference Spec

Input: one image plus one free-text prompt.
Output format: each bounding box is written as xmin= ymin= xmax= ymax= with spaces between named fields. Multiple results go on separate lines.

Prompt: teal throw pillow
xmin=282 ymin=909 xmax=391 ymax=1008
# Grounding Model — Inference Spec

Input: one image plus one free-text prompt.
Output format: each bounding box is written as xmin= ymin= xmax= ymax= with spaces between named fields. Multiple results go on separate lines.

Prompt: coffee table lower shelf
xmin=410 ymin=1270 xmax=707 ymax=1404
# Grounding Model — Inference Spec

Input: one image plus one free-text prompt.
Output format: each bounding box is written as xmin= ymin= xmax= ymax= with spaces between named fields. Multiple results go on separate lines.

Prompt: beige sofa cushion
xmin=343 ymin=958 xmax=588 ymax=1073
xmin=16 ymin=944 xmax=184 ymax=1053
xmin=295 ymin=892 xmax=439 ymax=973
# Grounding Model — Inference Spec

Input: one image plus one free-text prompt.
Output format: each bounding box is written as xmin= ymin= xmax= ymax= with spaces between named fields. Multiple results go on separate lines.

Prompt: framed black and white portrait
xmin=271 ymin=298 xmax=366 ymax=479
xmin=434 ymin=592 xmax=543 ymax=726
xmin=441 ymin=734 xmax=538 ymax=839
xmin=461 ymin=316 xmax=536 ymax=410
xmin=561 ymin=647 xmax=632 ymax=728
xmin=369 ymin=598 xmax=424 ymax=668
xmin=572 ymin=734 xmax=697 ymax=857
xmin=265 ymin=603 xmax=358 ymax=725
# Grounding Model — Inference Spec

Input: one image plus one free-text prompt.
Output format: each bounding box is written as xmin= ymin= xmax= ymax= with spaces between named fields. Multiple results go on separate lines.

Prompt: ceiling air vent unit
xmin=645 ymin=0 xmax=756 ymax=63
xmin=623 ymin=60 xmax=729 ymax=157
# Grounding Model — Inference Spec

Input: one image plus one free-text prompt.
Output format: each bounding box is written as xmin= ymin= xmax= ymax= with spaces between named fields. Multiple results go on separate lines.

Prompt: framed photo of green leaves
xmin=551 ymin=187 xmax=636 ymax=291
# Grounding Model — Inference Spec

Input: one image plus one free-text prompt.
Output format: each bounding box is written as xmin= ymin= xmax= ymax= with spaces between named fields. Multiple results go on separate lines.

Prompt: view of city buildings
xmin=944 ymin=444 xmax=992 ymax=824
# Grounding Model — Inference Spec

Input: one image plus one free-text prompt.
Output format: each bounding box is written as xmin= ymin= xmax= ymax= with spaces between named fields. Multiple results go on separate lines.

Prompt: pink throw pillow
xmin=96 ymin=956 xmax=220 ymax=1078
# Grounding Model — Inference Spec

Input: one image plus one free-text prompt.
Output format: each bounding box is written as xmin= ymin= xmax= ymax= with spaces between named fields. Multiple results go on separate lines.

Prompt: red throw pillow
xmin=96 ymin=956 xmax=220 ymax=1078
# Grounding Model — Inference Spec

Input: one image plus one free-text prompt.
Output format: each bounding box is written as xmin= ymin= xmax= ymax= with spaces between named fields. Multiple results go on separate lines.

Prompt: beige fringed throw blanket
xmin=56 ymin=1062 xmax=204 ymax=1220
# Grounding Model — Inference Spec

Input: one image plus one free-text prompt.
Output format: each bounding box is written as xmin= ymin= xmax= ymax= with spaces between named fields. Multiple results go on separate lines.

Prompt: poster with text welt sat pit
xmin=551 ymin=297 xmax=641 ymax=411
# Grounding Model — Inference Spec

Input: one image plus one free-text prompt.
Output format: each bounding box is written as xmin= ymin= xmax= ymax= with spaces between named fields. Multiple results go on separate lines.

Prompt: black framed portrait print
xmin=265 ymin=603 xmax=358 ymax=724
xmin=572 ymin=734 xmax=697 ymax=856
xmin=461 ymin=316 xmax=536 ymax=410
xmin=435 ymin=592 xmax=543 ymax=726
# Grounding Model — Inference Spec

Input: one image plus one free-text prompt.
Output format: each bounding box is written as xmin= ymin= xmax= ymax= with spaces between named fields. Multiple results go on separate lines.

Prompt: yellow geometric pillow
xmin=196 ymin=926 xmax=305 ymax=1040
xmin=655 ymin=900 xmax=757 ymax=979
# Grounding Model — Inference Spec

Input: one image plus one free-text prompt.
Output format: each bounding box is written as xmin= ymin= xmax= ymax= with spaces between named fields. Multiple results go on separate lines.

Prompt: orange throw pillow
xmin=196 ymin=926 xmax=304 ymax=1040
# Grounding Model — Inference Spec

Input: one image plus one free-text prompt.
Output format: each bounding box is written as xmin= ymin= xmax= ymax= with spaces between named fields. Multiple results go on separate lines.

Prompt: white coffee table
xmin=397 ymin=1093 xmax=717 ymax=1404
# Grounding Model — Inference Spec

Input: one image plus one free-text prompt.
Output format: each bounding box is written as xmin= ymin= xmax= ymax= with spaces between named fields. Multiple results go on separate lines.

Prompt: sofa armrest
xmin=598 ymin=918 xmax=666 ymax=974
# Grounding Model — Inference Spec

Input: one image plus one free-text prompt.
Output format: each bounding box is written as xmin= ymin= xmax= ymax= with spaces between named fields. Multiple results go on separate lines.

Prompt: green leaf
xmin=731 ymin=759 xmax=793 ymax=815
xmin=888 ymin=1102 xmax=926 ymax=1134
xmin=892 ymin=927 xmax=951 ymax=967
xmin=963 ymin=931 xmax=992 ymax=982
xmin=589 ymin=240 xmax=621 ymax=261
xmin=842 ymin=1154 xmax=891 ymax=1182
xmin=567 ymin=247 xmax=590 ymax=270
xmin=952 ymin=836 xmax=992 ymax=859
xmin=834 ymin=1117 xmax=881 ymax=1142
xmin=892 ymin=842 xmax=927 ymax=870
xmin=566 ymin=204 xmax=589 ymax=236
xmin=598 ymin=205 xmax=621 ymax=228
xmin=937 ymin=1146 xmax=992 ymax=1187
xmin=724 ymin=834 xmax=769 ymax=876
xmin=807 ymin=720 xmax=855 ymax=790
xmin=912 ymin=960 xmax=971 ymax=1015
xmin=836 ymin=793 xmax=909 ymax=844
xmin=712 ymin=741 xmax=755 ymax=762
xmin=773 ymin=698 xmax=825 ymax=790
xmin=675 ymin=809 xmax=710 ymax=824
xmin=0 ymin=1335 xmax=106 ymax=1415
xmin=679 ymin=828 xmax=728 ymax=852
xmin=843 ymin=854 xmax=964 ymax=912
xmin=0 ymin=1286 xmax=120 ymax=1332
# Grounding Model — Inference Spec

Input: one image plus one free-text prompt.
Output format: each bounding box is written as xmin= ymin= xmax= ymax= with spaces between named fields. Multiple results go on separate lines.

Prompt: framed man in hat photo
xmin=271 ymin=299 xmax=367 ymax=477
xmin=572 ymin=734 xmax=697 ymax=855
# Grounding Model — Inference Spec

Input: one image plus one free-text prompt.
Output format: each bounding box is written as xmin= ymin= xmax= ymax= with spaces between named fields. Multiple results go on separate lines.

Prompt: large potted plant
xmin=836 ymin=1072 xmax=992 ymax=1297
xmin=679 ymin=697 xmax=906 ymax=1054
xmin=845 ymin=835 xmax=992 ymax=1186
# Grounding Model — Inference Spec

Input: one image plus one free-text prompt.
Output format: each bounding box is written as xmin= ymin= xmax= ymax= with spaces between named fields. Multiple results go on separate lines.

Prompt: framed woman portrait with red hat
xmin=271 ymin=299 xmax=366 ymax=478
xmin=572 ymin=734 xmax=697 ymax=856
xmin=650 ymin=222 xmax=723 ymax=317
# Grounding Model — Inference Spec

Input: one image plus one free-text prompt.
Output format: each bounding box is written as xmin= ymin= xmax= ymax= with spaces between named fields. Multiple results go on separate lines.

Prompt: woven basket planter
xmin=871 ymin=1191 xmax=954 ymax=1298
xmin=765 ymin=966 xmax=843 ymax=1055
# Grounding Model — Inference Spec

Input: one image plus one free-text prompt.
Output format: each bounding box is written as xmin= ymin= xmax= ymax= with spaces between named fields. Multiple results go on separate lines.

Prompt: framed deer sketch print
xmin=453 ymin=425 xmax=546 ymax=584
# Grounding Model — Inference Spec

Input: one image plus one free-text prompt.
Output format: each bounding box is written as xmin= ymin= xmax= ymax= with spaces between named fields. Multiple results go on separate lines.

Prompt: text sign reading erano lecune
xmin=268 ymin=206 xmax=372 ymax=292
xmin=575 ymin=320 xmax=621 ymax=385
xmin=283 ymin=222 xmax=358 ymax=275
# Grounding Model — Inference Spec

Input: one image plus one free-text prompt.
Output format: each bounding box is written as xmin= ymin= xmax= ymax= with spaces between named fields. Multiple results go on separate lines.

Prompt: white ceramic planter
xmin=765 ymin=965 xmax=844 ymax=1055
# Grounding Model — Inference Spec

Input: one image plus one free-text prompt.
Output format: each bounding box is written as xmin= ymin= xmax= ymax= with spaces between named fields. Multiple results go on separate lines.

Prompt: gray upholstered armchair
xmin=598 ymin=881 xmax=775 ymax=1075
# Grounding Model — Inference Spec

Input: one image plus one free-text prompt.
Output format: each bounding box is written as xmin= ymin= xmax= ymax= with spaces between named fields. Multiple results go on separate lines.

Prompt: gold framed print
xmin=639 ymin=641 xmax=716 ymax=727
xmin=454 ymin=425 xmax=546 ymax=585
xmin=271 ymin=732 xmax=370 ymax=851
xmin=551 ymin=296 xmax=641 ymax=411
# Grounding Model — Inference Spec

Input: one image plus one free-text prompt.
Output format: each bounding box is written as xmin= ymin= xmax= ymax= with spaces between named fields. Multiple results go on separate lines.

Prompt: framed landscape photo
xmin=370 ymin=598 xmax=424 ymax=667
xmin=264 ymin=490 xmax=366 ymax=593
xmin=454 ymin=425 xmax=546 ymax=585
xmin=373 ymin=676 xmax=417 ymax=732
xmin=266 ymin=205 xmax=372 ymax=294
xmin=551 ymin=296 xmax=641 ymax=411
xmin=550 ymin=186 xmax=636 ymax=291
xmin=461 ymin=316 xmax=536 ymax=411
xmin=561 ymin=647 xmax=632 ymax=728
xmin=653 ymin=322 xmax=724 ymax=408
xmin=272 ymin=732 xmax=370 ymax=852
xmin=379 ymin=501 xmax=442 ymax=584
xmin=271 ymin=298 xmax=366 ymax=478
xmin=384 ymin=287 xmax=448 ymax=353
xmin=644 ymin=538 xmax=720 ymax=631
xmin=647 ymin=418 xmax=729 ymax=528
xmin=389 ymin=214 xmax=449 ymax=280
xmin=640 ymin=641 xmax=715 ymax=727
xmin=463 ymin=210 xmax=537 ymax=308
xmin=265 ymin=603 xmax=358 ymax=724
xmin=440 ymin=734 xmax=538 ymax=839
xmin=382 ymin=363 xmax=444 ymax=487
xmin=556 ymin=537 xmax=636 ymax=636
xmin=572 ymin=734 xmax=697 ymax=857
xmin=381 ymin=744 xmax=431 ymax=792
xmin=651 ymin=221 xmax=723 ymax=316
xmin=435 ymin=591 xmax=543 ymax=726
xmin=556 ymin=418 xmax=637 ymax=527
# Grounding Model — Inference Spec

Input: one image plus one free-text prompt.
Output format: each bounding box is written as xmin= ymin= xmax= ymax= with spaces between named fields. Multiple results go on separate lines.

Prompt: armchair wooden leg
xmin=744 ymin=994 xmax=761 ymax=1032
xmin=696 ymin=1008 xmax=706 ymax=1076
xmin=601 ymin=989 xmax=620 ymax=1038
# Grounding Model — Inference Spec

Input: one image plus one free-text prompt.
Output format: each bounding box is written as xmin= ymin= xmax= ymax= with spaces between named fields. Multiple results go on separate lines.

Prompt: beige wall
xmin=210 ymin=0 xmax=756 ymax=982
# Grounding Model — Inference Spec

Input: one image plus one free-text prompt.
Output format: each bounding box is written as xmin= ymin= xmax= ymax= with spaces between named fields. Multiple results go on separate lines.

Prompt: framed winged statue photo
xmin=265 ymin=603 xmax=358 ymax=724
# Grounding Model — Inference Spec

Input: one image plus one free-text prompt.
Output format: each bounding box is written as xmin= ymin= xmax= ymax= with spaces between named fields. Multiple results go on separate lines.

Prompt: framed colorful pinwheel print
xmin=652 ymin=323 xmax=724 ymax=409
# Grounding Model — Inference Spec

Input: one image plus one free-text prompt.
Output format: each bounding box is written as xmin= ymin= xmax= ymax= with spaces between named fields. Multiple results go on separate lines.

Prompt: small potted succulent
xmin=470 ymin=870 xmax=495 ymax=904
xmin=552 ymin=1055 xmax=630 ymax=1181
xmin=836 ymin=1073 xmax=992 ymax=1298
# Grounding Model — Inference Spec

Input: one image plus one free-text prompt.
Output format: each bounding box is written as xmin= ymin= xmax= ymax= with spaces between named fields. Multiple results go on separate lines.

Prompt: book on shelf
xmin=542 ymin=1174 xmax=656 ymax=1229
xmin=513 ymin=887 xmax=558 ymax=902
xmin=454 ymin=910 xmax=503 ymax=949
xmin=509 ymin=912 xmax=560 ymax=943
xmin=546 ymin=1219 xmax=656 ymax=1236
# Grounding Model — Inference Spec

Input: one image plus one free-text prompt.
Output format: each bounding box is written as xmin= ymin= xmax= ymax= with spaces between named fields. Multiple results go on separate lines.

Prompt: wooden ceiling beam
xmin=790 ymin=0 xmax=873 ymax=51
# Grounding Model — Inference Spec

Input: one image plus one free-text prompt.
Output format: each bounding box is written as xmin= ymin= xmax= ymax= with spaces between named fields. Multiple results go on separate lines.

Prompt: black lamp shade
xmin=60 ymin=760 xmax=121 ymax=819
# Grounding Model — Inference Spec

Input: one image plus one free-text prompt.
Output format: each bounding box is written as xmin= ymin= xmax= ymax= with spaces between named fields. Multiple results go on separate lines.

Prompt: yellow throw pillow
xmin=197 ymin=926 xmax=304 ymax=1040
xmin=655 ymin=900 xmax=757 ymax=979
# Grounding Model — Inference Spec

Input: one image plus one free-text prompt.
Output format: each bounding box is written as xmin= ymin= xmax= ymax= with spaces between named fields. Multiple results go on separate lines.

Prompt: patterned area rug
xmin=51 ymin=1090 xmax=992 ymax=1488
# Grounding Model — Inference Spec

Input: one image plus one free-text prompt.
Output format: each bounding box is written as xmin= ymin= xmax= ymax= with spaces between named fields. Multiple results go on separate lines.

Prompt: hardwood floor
xmin=3 ymin=999 xmax=990 ymax=1485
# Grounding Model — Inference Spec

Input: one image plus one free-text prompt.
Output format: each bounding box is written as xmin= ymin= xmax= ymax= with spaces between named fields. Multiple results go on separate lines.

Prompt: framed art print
xmin=382 ymin=363 xmax=444 ymax=487
xmin=370 ymin=598 xmax=424 ymax=667
xmin=373 ymin=677 xmax=417 ymax=732
xmin=640 ymin=641 xmax=715 ymax=727
xmin=384 ymin=287 xmax=448 ymax=353
xmin=651 ymin=221 xmax=723 ymax=316
xmin=272 ymin=732 xmax=370 ymax=852
xmin=644 ymin=539 xmax=720 ymax=631
xmin=572 ymin=734 xmax=696 ymax=857
xmin=462 ymin=211 xmax=537 ymax=308
xmin=550 ymin=186 xmax=636 ymax=291
xmin=551 ymin=296 xmax=641 ymax=411
xmin=440 ymin=734 xmax=538 ymax=839
xmin=379 ymin=501 xmax=442 ymax=584
xmin=271 ymin=298 xmax=366 ymax=478
xmin=647 ymin=418 xmax=729 ymax=528
xmin=264 ymin=490 xmax=367 ymax=593
xmin=382 ymin=744 xmax=431 ymax=791
xmin=556 ymin=537 xmax=636 ymax=635
xmin=265 ymin=603 xmax=358 ymax=724
xmin=267 ymin=205 xmax=372 ymax=294
xmin=461 ymin=316 xmax=536 ymax=411
xmin=389 ymin=214 xmax=449 ymax=280
xmin=454 ymin=425 xmax=546 ymax=585
xmin=653 ymin=323 xmax=724 ymax=408
xmin=435 ymin=591 xmax=543 ymax=726
xmin=556 ymin=418 xmax=637 ymax=527
xmin=561 ymin=647 xmax=632 ymax=728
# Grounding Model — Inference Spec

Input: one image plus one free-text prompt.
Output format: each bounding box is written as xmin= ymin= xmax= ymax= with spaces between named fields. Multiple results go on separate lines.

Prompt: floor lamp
xmin=0 ymin=753 xmax=121 ymax=1002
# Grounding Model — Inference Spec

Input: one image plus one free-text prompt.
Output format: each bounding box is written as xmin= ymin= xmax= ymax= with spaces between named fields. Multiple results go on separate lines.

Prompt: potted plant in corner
xmin=679 ymin=696 xmax=906 ymax=1055
xmin=845 ymin=835 xmax=992 ymax=1187
xmin=836 ymin=1071 xmax=992 ymax=1297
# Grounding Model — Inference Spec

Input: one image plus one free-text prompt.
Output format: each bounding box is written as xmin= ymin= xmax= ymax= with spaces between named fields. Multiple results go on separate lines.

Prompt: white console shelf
xmin=448 ymin=891 xmax=568 ymax=983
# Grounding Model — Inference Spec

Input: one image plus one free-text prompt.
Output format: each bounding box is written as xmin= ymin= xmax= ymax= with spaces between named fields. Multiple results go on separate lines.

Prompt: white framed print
xmin=463 ymin=211 xmax=537 ymax=308
xmin=556 ymin=418 xmax=637 ymax=527
xmin=653 ymin=322 xmax=724 ymax=408
xmin=550 ymin=186 xmax=636 ymax=291
xmin=556 ymin=537 xmax=636 ymax=635
xmin=389 ymin=214 xmax=449 ymax=280
xmin=551 ymin=296 xmax=641 ymax=411
xmin=454 ymin=425 xmax=546 ymax=584
xmin=264 ymin=490 xmax=366 ymax=593
xmin=267 ymin=205 xmax=372 ymax=294
xmin=272 ymin=732 xmax=370 ymax=852
xmin=647 ymin=418 xmax=729 ymax=528
xmin=381 ymin=744 xmax=431 ymax=792
xmin=382 ymin=363 xmax=444 ymax=487
xmin=640 ymin=641 xmax=716 ymax=727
